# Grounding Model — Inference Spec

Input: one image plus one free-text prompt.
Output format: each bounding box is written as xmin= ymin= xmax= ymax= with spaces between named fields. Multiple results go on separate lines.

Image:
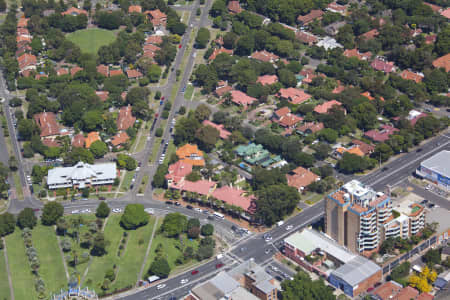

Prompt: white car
xmin=71 ymin=210 xmax=79 ymax=214
xmin=286 ymin=225 xmax=293 ymax=231
xmin=144 ymin=208 xmax=154 ymax=214
xmin=112 ymin=208 xmax=122 ymax=213
xmin=194 ymin=207 xmax=202 ymax=212
xmin=180 ymin=279 xmax=189 ymax=284
xmin=156 ymin=284 xmax=166 ymax=290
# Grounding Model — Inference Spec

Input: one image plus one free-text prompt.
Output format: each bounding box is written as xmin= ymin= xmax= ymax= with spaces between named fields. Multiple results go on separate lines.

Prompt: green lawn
xmin=184 ymin=84 xmax=194 ymax=100
xmin=13 ymin=172 xmax=23 ymax=200
xmin=110 ymin=217 xmax=156 ymax=290
xmin=0 ymin=249 xmax=11 ymax=300
xmin=66 ymin=28 xmax=116 ymax=54
xmin=142 ymin=221 xmax=200 ymax=279
xmin=5 ymin=230 xmax=38 ymax=300
xmin=120 ymin=170 xmax=135 ymax=192
xmin=33 ymin=225 xmax=68 ymax=297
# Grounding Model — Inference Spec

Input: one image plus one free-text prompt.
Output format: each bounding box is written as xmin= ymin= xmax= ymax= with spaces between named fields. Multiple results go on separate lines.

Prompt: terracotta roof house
xmin=441 ymin=8 xmax=450 ymax=19
xmin=142 ymin=50 xmax=157 ymax=59
xmin=371 ymin=58 xmax=396 ymax=73
xmin=396 ymin=286 xmax=419 ymax=300
xmin=17 ymin=53 xmax=37 ymax=73
xmin=17 ymin=17 xmax=29 ymax=28
xmin=17 ymin=27 xmax=31 ymax=36
xmin=251 ymin=50 xmax=279 ymax=63
xmin=215 ymin=82 xmax=233 ymax=97
xmin=165 ymin=161 xmax=193 ymax=185
xmin=143 ymin=43 xmax=161 ymax=53
xmin=176 ymin=144 xmax=205 ymax=166
xmin=128 ymin=5 xmax=142 ymax=13
xmin=95 ymin=91 xmax=109 ymax=102
xmin=351 ymin=140 xmax=375 ymax=156
xmin=273 ymin=107 xmax=303 ymax=128
xmin=432 ymin=53 xmax=450 ymax=72
xmin=277 ymin=88 xmax=311 ymax=105
xmin=361 ymin=91 xmax=385 ymax=102
xmin=42 ymin=138 xmax=61 ymax=148
xmin=227 ymin=1 xmax=243 ymax=14
xmin=335 ymin=146 xmax=365 ymax=158
xmin=35 ymin=73 xmax=48 ymax=80
xmin=295 ymin=31 xmax=318 ymax=45
xmin=85 ymin=131 xmax=100 ymax=148
xmin=424 ymin=2 xmax=442 ymax=12
xmin=70 ymin=66 xmax=83 ymax=76
xmin=360 ymin=29 xmax=379 ymax=40
xmin=56 ymin=68 xmax=69 ymax=76
xmin=126 ymin=69 xmax=143 ymax=79
xmin=287 ymin=166 xmax=320 ymax=192
xmin=208 ymin=48 xmax=233 ymax=61
xmin=72 ymin=133 xmax=85 ymax=148
xmin=364 ymin=125 xmax=399 ymax=142
xmin=16 ymin=35 xmax=31 ymax=43
xmin=257 ymin=75 xmax=278 ymax=85
xmin=202 ymin=120 xmax=231 ymax=139
xmin=34 ymin=112 xmax=60 ymax=138
xmin=109 ymin=69 xmax=124 ymax=77
xmin=110 ymin=132 xmax=130 ymax=148
xmin=343 ymin=48 xmax=372 ymax=60
xmin=145 ymin=9 xmax=167 ymax=27
xmin=299 ymin=68 xmax=320 ymax=84
xmin=371 ymin=281 xmax=403 ymax=300
xmin=117 ymin=105 xmax=136 ymax=131
xmin=297 ymin=9 xmax=324 ymax=25
xmin=327 ymin=2 xmax=347 ymax=14
xmin=230 ymin=90 xmax=257 ymax=107
xmin=425 ymin=34 xmax=437 ymax=44
xmin=171 ymin=179 xmax=215 ymax=196
xmin=332 ymin=81 xmax=345 ymax=94
xmin=145 ymin=35 xmax=163 ymax=45
xmin=400 ymin=70 xmax=424 ymax=83
xmin=416 ymin=293 xmax=434 ymax=300
xmin=314 ymin=100 xmax=344 ymax=114
xmin=62 ymin=7 xmax=88 ymax=16
xmin=211 ymin=186 xmax=257 ymax=214
xmin=96 ymin=64 xmax=109 ymax=77
xmin=297 ymin=122 xmax=324 ymax=134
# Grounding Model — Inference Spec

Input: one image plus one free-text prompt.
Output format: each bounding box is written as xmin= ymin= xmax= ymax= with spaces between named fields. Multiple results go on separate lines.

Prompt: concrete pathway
xmin=137 ymin=216 xmax=160 ymax=283
xmin=2 ymin=237 xmax=15 ymax=300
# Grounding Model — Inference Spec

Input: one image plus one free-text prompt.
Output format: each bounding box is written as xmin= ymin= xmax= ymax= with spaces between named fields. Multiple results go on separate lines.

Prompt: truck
xmin=148 ymin=275 xmax=160 ymax=283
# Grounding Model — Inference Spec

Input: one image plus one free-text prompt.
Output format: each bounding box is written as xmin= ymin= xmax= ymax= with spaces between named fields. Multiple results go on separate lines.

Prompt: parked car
xmin=165 ymin=201 xmax=174 ymax=205
xmin=216 ymin=263 xmax=224 ymax=269
xmin=191 ymin=270 xmax=199 ymax=275
xmin=186 ymin=205 xmax=193 ymax=209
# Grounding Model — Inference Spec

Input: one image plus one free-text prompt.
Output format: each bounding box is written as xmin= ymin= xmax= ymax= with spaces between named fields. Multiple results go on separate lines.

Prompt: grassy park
xmin=0 ymin=249 xmax=11 ymax=300
xmin=66 ymin=28 xmax=116 ymax=54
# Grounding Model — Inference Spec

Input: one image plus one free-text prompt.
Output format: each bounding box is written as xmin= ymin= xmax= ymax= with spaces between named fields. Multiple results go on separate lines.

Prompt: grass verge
xmin=5 ymin=229 xmax=38 ymax=300
xmin=119 ymin=171 xmax=135 ymax=192
xmin=13 ymin=172 xmax=23 ymax=200
xmin=184 ymin=84 xmax=194 ymax=100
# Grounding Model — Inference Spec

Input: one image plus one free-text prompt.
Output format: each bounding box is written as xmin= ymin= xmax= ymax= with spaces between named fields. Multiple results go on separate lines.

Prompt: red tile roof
xmin=361 ymin=29 xmax=379 ymax=40
xmin=62 ymin=7 xmax=88 ymax=16
xmin=227 ymin=1 xmax=243 ymax=14
xmin=251 ymin=50 xmax=279 ymax=63
xmin=145 ymin=9 xmax=167 ymax=27
xmin=441 ymin=8 xmax=450 ymax=19
xmin=295 ymin=31 xmax=318 ymax=44
xmin=364 ymin=125 xmax=399 ymax=142
xmin=425 ymin=34 xmax=436 ymax=44
xmin=202 ymin=120 xmax=231 ymax=139
xmin=371 ymin=58 xmax=395 ymax=73
xmin=400 ymin=70 xmax=424 ymax=83
xmin=128 ymin=5 xmax=142 ymax=13
xmin=395 ymin=286 xmax=419 ymax=300
xmin=17 ymin=27 xmax=30 ymax=36
xmin=327 ymin=2 xmax=347 ymax=13
xmin=165 ymin=161 xmax=193 ymax=185
xmin=212 ymin=186 xmax=256 ymax=214
xmin=287 ymin=166 xmax=320 ymax=191
xmin=332 ymin=81 xmax=345 ymax=94
xmin=42 ymin=138 xmax=61 ymax=147
xmin=109 ymin=69 xmax=124 ymax=77
xmin=297 ymin=9 xmax=324 ymax=24
xmin=274 ymin=106 xmax=291 ymax=118
xmin=176 ymin=144 xmax=205 ymax=166
xmin=277 ymin=88 xmax=311 ymax=105
xmin=35 ymin=74 xmax=48 ymax=80
xmin=145 ymin=35 xmax=163 ymax=45
xmin=16 ymin=35 xmax=31 ymax=43
xmin=143 ymin=43 xmax=161 ymax=53
xmin=171 ymin=180 xmax=215 ymax=196
xmin=208 ymin=48 xmax=233 ymax=61
xmin=96 ymin=64 xmax=109 ymax=77
xmin=111 ymin=131 xmax=130 ymax=147
xmin=126 ymin=69 xmax=143 ymax=79
xmin=298 ymin=122 xmax=324 ymax=134
xmin=416 ymin=293 xmax=434 ymax=300
xmin=230 ymin=90 xmax=257 ymax=106
xmin=424 ymin=2 xmax=442 ymax=12
xmin=215 ymin=85 xmax=233 ymax=97
xmin=17 ymin=53 xmax=36 ymax=71
xmin=95 ymin=91 xmax=109 ymax=102
xmin=17 ymin=18 xmax=29 ymax=28
xmin=85 ymin=131 xmax=100 ymax=148
xmin=56 ymin=68 xmax=69 ymax=76
xmin=432 ymin=53 xmax=450 ymax=72
xmin=257 ymin=75 xmax=278 ymax=85
xmin=278 ymin=113 xmax=303 ymax=128
xmin=314 ymin=100 xmax=343 ymax=114
xmin=72 ymin=133 xmax=85 ymax=148
xmin=70 ymin=66 xmax=83 ymax=76
xmin=34 ymin=112 xmax=60 ymax=137
xmin=343 ymin=48 xmax=372 ymax=60
xmin=352 ymin=140 xmax=375 ymax=155
xmin=117 ymin=105 xmax=136 ymax=131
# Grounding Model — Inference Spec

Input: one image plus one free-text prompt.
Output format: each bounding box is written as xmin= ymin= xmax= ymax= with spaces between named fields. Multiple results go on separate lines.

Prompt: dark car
xmin=174 ymin=202 xmax=181 ymax=206
xmin=186 ymin=205 xmax=193 ymax=209
xmin=165 ymin=201 xmax=174 ymax=205
xmin=417 ymin=148 xmax=423 ymax=152
xmin=381 ymin=167 xmax=389 ymax=172
xmin=99 ymin=196 xmax=106 ymax=200
xmin=231 ymin=225 xmax=238 ymax=232
xmin=191 ymin=270 xmax=199 ymax=275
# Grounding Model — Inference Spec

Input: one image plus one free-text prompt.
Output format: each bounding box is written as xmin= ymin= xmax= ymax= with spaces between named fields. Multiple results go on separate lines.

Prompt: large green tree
xmin=41 ymin=202 xmax=64 ymax=225
xmin=195 ymin=27 xmax=211 ymax=48
xmin=255 ymin=185 xmax=300 ymax=226
xmin=149 ymin=257 xmax=171 ymax=278
xmin=89 ymin=140 xmax=108 ymax=158
xmin=281 ymin=272 xmax=336 ymax=300
xmin=17 ymin=208 xmax=38 ymax=229
xmin=161 ymin=213 xmax=187 ymax=237
xmin=96 ymin=202 xmax=110 ymax=218
xmin=120 ymin=204 xmax=149 ymax=229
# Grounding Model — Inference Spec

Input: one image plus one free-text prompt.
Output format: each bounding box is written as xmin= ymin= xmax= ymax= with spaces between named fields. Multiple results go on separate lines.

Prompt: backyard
xmin=66 ymin=28 xmax=116 ymax=54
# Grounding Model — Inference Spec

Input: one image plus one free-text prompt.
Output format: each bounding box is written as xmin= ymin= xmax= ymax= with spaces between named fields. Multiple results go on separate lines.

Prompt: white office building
xmin=47 ymin=162 xmax=116 ymax=190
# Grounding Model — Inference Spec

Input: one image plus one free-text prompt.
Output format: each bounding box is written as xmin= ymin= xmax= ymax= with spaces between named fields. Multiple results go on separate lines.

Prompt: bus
xmin=213 ymin=212 xmax=225 ymax=219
